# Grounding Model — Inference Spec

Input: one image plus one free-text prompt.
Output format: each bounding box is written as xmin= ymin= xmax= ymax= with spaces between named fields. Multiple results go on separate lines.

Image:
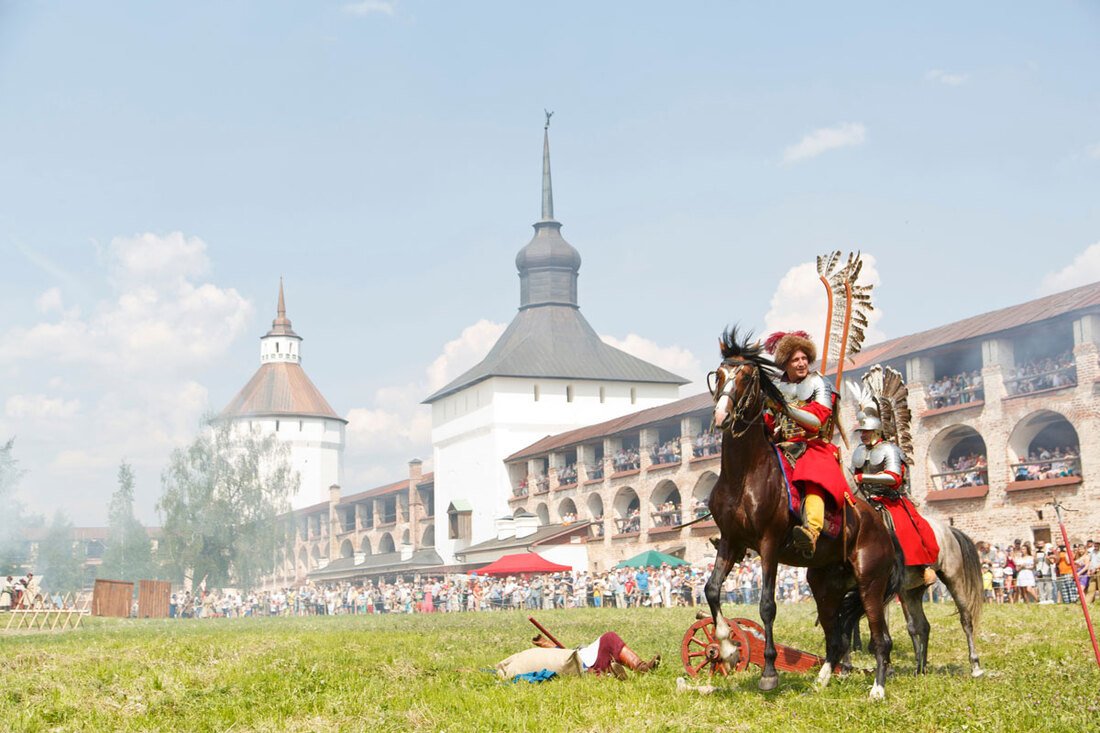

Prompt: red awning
xmin=472 ymin=552 xmax=572 ymax=576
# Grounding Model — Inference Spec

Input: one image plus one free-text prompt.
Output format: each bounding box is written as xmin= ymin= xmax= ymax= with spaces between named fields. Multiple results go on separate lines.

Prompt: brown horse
xmin=705 ymin=328 xmax=904 ymax=699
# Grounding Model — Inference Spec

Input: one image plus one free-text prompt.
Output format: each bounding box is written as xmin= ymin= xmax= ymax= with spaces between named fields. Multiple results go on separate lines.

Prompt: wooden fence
xmin=138 ymin=580 xmax=172 ymax=618
xmin=92 ymin=579 xmax=133 ymax=617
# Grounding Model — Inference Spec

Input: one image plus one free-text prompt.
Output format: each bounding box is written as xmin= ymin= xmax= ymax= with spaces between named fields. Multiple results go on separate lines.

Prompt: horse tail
xmin=948 ymin=527 xmax=984 ymax=629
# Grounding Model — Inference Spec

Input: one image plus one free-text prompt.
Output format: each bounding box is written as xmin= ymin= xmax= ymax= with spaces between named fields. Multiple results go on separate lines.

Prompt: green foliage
xmin=0 ymin=438 xmax=33 ymax=575
xmin=98 ymin=462 xmax=155 ymax=583
xmin=156 ymin=417 xmax=298 ymax=589
xmin=35 ymin=510 xmax=85 ymax=595
xmin=0 ymin=604 xmax=1097 ymax=731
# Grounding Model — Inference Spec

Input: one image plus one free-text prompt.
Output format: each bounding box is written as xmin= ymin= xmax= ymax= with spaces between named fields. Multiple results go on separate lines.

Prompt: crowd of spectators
xmin=617 ymin=508 xmax=641 ymax=534
xmin=649 ymin=440 xmax=681 ymax=465
xmin=650 ymin=500 xmax=682 ymax=527
xmin=692 ymin=497 xmax=710 ymax=519
xmin=612 ymin=448 xmax=641 ymax=473
xmin=1005 ymin=352 xmax=1076 ymax=396
xmin=1012 ymin=446 xmax=1081 ymax=482
xmin=935 ymin=452 xmax=989 ymax=489
xmin=557 ymin=463 xmax=578 ymax=486
xmin=0 ymin=573 xmax=37 ymax=610
xmin=978 ymin=538 xmax=1099 ymax=606
xmin=927 ymin=370 xmax=984 ymax=409
xmin=693 ymin=431 xmax=721 ymax=458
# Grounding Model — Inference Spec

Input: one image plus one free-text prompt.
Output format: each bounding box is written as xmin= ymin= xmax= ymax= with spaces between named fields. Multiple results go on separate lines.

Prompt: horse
xmin=705 ymin=327 xmax=904 ymax=699
xmin=849 ymin=515 xmax=983 ymax=676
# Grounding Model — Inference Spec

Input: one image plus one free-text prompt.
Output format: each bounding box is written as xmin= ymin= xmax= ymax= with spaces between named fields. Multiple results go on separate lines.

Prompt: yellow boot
xmin=792 ymin=493 xmax=824 ymax=558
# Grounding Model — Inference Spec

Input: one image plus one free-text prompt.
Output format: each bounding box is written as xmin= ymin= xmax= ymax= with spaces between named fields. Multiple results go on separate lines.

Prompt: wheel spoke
xmin=687 ymin=651 xmax=705 ymax=659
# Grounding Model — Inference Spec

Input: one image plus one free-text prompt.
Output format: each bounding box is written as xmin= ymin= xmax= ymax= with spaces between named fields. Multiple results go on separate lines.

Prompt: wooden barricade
xmin=2 ymin=592 xmax=89 ymax=632
xmin=92 ymin=579 xmax=134 ymax=617
xmin=138 ymin=579 xmax=171 ymax=618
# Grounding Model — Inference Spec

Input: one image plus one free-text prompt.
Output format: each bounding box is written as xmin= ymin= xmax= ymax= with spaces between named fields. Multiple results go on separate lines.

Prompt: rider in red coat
xmin=763 ymin=331 xmax=851 ymax=557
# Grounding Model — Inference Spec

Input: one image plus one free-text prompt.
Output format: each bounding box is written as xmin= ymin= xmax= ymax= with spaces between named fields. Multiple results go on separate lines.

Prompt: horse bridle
xmin=707 ymin=359 xmax=767 ymax=438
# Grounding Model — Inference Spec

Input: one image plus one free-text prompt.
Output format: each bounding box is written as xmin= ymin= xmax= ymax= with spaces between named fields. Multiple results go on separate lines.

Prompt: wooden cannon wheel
xmin=680 ymin=616 xmax=751 ymax=677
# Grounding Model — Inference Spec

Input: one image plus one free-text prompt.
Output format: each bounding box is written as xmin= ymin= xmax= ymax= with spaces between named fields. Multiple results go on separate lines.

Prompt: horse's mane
xmin=718 ymin=326 xmax=788 ymax=410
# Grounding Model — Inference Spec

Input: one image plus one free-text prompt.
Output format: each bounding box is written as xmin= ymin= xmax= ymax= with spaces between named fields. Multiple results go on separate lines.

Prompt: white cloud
xmin=925 ymin=69 xmax=968 ymax=86
xmin=600 ymin=333 xmax=704 ymax=391
xmin=764 ymin=254 xmax=885 ymax=362
xmin=342 ymin=0 xmax=395 ymax=16
xmin=425 ymin=319 xmax=506 ymax=391
xmin=35 ymin=287 xmax=64 ymax=314
xmin=1085 ymin=143 xmax=1100 ymax=161
xmin=782 ymin=122 xmax=866 ymax=164
xmin=107 ymin=231 xmax=209 ymax=289
xmin=5 ymin=394 xmax=81 ymax=419
xmin=1039 ymin=241 xmax=1100 ymax=295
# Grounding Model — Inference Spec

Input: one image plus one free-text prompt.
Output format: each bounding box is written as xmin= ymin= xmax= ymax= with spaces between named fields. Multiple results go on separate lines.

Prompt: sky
xmin=1 ymin=1 xmax=1099 ymax=524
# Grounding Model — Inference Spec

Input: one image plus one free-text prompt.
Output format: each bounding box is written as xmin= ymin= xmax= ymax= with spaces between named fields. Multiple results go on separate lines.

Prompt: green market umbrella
xmin=615 ymin=549 xmax=690 ymax=569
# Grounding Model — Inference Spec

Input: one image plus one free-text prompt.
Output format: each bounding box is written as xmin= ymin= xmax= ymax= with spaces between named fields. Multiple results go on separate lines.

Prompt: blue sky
xmin=1 ymin=1 xmax=1098 ymax=523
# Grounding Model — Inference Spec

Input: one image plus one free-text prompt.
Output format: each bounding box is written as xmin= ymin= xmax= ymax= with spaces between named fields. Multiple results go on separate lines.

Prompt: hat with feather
xmin=764 ymin=330 xmax=817 ymax=369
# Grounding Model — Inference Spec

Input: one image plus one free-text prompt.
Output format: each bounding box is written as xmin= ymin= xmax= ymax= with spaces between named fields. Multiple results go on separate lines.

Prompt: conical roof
xmin=221 ymin=362 xmax=345 ymax=422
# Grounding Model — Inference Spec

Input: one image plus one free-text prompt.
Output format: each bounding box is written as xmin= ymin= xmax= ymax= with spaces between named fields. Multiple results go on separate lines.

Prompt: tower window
xmin=566 ymin=385 xmax=574 ymax=403
xmin=599 ymin=386 xmax=605 ymax=404
xmin=299 ymin=420 xmax=303 ymax=431
xmin=533 ymin=385 xmax=540 ymax=402
xmin=276 ymin=420 xmax=281 ymax=431
xmin=275 ymin=342 xmax=280 ymax=353
xmin=630 ymin=387 xmax=637 ymax=405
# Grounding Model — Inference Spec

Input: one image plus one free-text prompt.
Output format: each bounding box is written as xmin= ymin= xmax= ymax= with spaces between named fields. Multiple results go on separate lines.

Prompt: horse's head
xmin=708 ymin=327 xmax=785 ymax=434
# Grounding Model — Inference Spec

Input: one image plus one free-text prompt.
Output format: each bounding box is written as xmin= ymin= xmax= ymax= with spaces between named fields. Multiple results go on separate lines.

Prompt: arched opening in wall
xmin=649 ymin=479 xmax=682 ymax=528
xmin=378 ymin=533 xmax=396 ymax=554
xmin=586 ymin=493 xmax=605 ymax=538
xmin=1007 ymin=410 xmax=1082 ymax=482
xmin=421 ymin=525 xmax=435 ymax=547
xmin=535 ymin=503 xmax=550 ymax=526
xmin=339 ymin=539 xmax=354 ymax=559
xmin=401 ymin=529 xmax=411 ymax=546
xmin=513 ymin=507 xmax=526 ymax=518
xmin=927 ymin=425 xmax=988 ymax=491
xmin=557 ymin=498 xmax=578 ymax=524
xmin=310 ymin=545 xmax=321 ymax=569
xmin=692 ymin=471 xmax=718 ymax=519
xmin=613 ymin=486 xmax=640 ymax=535
xmin=360 ymin=536 xmax=372 ymax=556
xmin=298 ymin=548 xmax=308 ymax=576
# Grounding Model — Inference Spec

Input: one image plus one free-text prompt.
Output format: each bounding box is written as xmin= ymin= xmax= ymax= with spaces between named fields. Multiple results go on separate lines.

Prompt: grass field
xmin=1 ymin=603 xmax=1098 ymax=732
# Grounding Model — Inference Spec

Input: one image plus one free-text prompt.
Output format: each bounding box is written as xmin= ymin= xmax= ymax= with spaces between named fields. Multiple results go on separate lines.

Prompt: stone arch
xmin=360 ymin=535 xmax=372 ymax=555
xmin=586 ymin=492 xmax=604 ymax=521
xmin=557 ymin=497 xmax=578 ymax=522
xmin=310 ymin=544 xmax=321 ymax=569
xmin=401 ymin=529 xmax=411 ymax=546
xmin=535 ymin=502 xmax=550 ymax=525
xmin=378 ymin=533 xmax=396 ymax=554
xmin=649 ymin=478 xmax=682 ymax=527
xmin=1007 ymin=409 xmax=1081 ymax=480
xmin=926 ymin=424 xmax=988 ymax=489
xmin=691 ymin=471 xmax=719 ymax=519
xmin=613 ymin=486 xmax=640 ymax=533
xmin=297 ymin=547 xmax=309 ymax=575
xmin=513 ymin=507 xmax=526 ymax=517
xmin=339 ymin=539 xmax=354 ymax=559
xmin=421 ymin=524 xmax=435 ymax=547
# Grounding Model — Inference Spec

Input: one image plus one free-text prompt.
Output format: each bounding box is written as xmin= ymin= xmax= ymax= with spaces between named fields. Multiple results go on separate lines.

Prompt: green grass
xmin=1 ymin=603 xmax=1098 ymax=732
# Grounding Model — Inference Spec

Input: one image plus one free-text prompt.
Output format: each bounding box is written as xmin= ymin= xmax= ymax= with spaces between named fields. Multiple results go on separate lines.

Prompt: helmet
xmin=855 ymin=413 xmax=882 ymax=432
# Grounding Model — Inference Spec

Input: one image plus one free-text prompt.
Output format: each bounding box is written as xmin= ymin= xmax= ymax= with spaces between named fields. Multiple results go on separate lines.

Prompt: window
xmin=630 ymin=387 xmax=637 ymax=405
xmin=275 ymin=420 xmax=280 ymax=431
xmin=275 ymin=342 xmax=280 ymax=353
xmin=533 ymin=384 xmax=540 ymax=402
xmin=599 ymin=386 xmax=605 ymax=404
xmin=448 ymin=503 xmax=472 ymax=540
xmin=566 ymin=385 xmax=574 ymax=403
xmin=298 ymin=420 xmax=303 ymax=431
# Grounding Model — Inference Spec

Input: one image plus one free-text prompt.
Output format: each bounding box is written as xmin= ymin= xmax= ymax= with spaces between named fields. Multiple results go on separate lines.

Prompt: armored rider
xmin=851 ymin=413 xmax=940 ymax=584
xmin=763 ymin=331 xmax=850 ymax=558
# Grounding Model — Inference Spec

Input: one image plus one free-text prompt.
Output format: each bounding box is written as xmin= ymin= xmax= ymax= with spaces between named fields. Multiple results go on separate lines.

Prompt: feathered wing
xmin=818 ymin=251 xmax=875 ymax=378
xmin=862 ymin=365 xmax=913 ymax=464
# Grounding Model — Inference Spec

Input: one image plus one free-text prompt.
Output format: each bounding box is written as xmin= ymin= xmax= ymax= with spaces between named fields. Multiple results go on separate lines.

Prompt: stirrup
xmin=792 ymin=525 xmax=818 ymax=557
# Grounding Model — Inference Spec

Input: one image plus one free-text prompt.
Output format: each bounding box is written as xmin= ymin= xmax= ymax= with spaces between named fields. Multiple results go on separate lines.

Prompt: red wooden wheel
xmin=680 ymin=616 xmax=751 ymax=677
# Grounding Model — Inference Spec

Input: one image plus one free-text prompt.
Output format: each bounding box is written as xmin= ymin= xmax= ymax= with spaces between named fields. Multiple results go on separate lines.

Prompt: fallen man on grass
xmin=494 ymin=618 xmax=660 ymax=682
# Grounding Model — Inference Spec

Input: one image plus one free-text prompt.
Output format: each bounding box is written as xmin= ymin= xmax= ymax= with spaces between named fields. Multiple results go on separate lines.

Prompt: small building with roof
xmin=221 ymin=281 xmax=347 ymax=509
xmin=425 ymin=120 xmax=688 ymax=564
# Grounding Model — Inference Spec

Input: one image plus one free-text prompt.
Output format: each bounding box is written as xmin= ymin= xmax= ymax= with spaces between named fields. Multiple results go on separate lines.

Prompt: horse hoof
xmin=758 ymin=674 xmax=779 ymax=692
xmin=971 ymin=668 xmax=985 ymax=678
xmin=869 ymin=683 xmax=885 ymax=701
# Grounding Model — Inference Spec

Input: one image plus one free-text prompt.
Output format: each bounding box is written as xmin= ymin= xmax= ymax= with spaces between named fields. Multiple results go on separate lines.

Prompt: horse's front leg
xmin=705 ymin=535 xmax=741 ymax=665
xmin=757 ymin=540 xmax=780 ymax=691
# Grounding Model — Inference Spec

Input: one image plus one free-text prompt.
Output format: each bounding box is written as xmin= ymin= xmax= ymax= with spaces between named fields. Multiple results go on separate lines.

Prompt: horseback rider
xmin=851 ymin=412 xmax=940 ymax=585
xmin=762 ymin=330 xmax=850 ymax=558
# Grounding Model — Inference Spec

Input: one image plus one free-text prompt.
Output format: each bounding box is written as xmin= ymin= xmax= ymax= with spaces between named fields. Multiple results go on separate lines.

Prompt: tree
xmin=36 ymin=510 xmax=85 ymax=596
xmin=0 ymin=438 xmax=31 ymax=575
xmin=157 ymin=417 xmax=298 ymax=589
xmin=98 ymin=462 xmax=155 ymax=583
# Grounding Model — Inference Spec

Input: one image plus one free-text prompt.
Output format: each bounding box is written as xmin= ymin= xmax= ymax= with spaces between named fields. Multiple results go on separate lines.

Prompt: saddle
xmin=772 ymin=445 xmax=841 ymax=538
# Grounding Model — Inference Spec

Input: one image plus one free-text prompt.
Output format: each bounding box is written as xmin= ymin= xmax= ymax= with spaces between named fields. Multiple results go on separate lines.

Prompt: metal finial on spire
xmin=541 ymin=111 xmax=554 ymax=221
xmin=277 ymin=276 xmax=286 ymax=319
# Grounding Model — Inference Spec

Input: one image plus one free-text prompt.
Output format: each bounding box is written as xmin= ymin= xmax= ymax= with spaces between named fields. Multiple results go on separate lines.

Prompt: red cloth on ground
xmin=872 ymin=495 xmax=940 ymax=566
xmin=590 ymin=631 xmax=626 ymax=674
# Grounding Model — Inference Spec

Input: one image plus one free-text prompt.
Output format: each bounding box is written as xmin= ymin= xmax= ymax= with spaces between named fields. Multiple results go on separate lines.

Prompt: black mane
xmin=718 ymin=326 xmax=787 ymax=409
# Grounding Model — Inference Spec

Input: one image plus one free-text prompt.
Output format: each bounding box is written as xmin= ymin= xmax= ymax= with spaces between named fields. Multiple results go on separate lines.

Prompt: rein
xmin=708 ymin=359 xmax=768 ymax=438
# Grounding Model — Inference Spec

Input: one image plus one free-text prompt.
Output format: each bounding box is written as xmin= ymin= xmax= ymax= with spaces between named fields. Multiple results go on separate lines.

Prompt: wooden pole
xmin=1049 ymin=499 xmax=1100 ymax=670
xmin=528 ymin=616 xmax=565 ymax=649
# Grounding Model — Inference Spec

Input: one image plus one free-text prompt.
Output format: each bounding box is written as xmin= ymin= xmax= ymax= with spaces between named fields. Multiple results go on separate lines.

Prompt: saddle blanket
xmin=773 ymin=446 xmax=842 ymax=538
xmin=871 ymin=496 xmax=940 ymax=566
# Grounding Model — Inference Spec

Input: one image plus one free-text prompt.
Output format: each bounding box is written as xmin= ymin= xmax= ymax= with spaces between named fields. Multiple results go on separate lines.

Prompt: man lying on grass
xmin=531 ymin=632 xmax=660 ymax=680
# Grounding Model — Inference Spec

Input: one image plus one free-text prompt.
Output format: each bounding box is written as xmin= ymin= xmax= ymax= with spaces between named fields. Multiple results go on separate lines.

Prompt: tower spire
xmin=541 ymin=110 xmax=554 ymax=221
xmin=277 ymin=276 xmax=286 ymax=320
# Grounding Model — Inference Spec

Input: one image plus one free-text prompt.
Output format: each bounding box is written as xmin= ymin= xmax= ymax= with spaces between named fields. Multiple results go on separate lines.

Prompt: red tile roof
xmin=221 ymin=362 xmax=345 ymax=422
xmin=835 ymin=280 xmax=1100 ymax=373
xmin=339 ymin=472 xmax=435 ymax=505
xmin=506 ymin=392 xmax=713 ymax=462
